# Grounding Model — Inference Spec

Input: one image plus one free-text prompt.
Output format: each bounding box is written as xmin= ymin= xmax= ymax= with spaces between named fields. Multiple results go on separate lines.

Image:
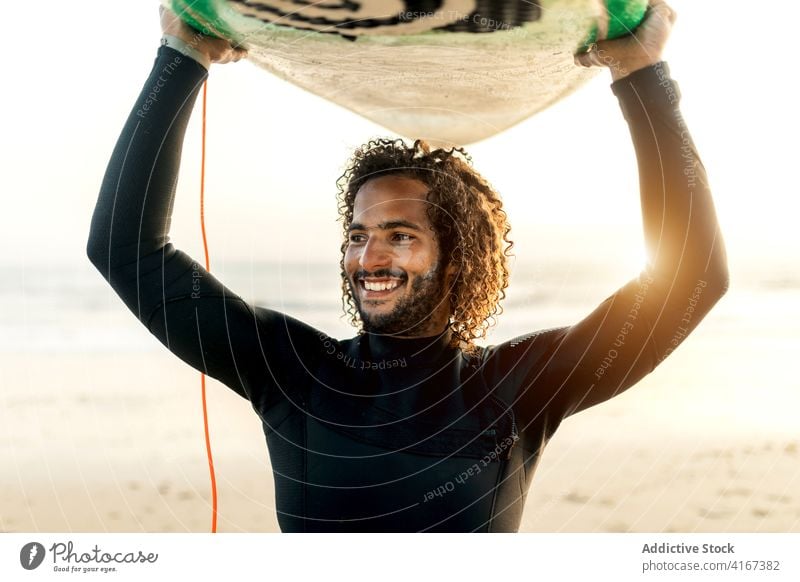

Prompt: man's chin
xmin=359 ymin=312 xmax=396 ymax=334
xmin=359 ymin=308 xmax=411 ymax=335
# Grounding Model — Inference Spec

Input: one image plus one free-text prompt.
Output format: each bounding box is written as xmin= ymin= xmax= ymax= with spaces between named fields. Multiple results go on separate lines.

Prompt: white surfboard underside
xmin=167 ymin=0 xmax=608 ymax=145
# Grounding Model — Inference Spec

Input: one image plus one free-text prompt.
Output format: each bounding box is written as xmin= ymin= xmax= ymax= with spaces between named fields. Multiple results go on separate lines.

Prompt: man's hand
xmin=160 ymin=5 xmax=247 ymax=64
xmin=574 ymin=0 xmax=677 ymax=82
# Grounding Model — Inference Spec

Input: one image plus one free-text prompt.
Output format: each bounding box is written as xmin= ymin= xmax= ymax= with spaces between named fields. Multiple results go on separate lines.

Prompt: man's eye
xmin=349 ymin=233 xmax=366 ymax=243
xmin=393 ymin=233 xmax=414 ymax=242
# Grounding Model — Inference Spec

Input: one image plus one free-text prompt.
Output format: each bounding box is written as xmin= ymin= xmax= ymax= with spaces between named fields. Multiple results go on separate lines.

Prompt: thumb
xmin=573 ymin=39 xmax=617 ymax=68
xmin=648 ymin=0 xmax=678 ymax=27
xmin=574 ymin=43 xmax=596 ymax=68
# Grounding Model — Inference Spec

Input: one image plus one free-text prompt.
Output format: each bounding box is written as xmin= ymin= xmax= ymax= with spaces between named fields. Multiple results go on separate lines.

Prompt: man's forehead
xmin=354 ymin=174 xmax=430 ymax=202
xmin=351 ymin=181 xmax=438 ymax=242
xmin=353 ymin=176 xmax=432 ymax=219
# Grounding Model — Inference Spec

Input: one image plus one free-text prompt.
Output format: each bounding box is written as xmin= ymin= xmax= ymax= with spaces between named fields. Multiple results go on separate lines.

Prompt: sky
xmin=0 ymin=0 xmax=797 ymax=274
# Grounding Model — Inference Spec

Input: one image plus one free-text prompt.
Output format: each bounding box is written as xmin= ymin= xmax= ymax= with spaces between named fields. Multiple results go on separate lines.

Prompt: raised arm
xmin=491 ymin=1 xmax=729 ymax=429
xmin=85 ymin=11 xmax=273 ymax=402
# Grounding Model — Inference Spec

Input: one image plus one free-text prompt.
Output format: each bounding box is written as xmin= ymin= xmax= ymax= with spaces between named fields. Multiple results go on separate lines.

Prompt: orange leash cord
xmin=199 ymin=79 xmax=218 ymax=533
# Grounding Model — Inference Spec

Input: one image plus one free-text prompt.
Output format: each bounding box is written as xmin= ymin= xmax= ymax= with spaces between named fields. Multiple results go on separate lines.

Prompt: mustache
xmin=352 ymin=268 xmax=407 ymax=280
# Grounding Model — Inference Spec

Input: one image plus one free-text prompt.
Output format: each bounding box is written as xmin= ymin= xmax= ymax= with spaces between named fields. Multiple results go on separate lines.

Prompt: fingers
xmin=208 ymin=42 xmax=248 ymax=64
xmin=215 ymin=46 xmax=248 ymax=64
xmin=216 ymin=39 xmax=247 ymax=63
xmin=647 ymin=0 xmax=678 ymax=26
xmin=159 ymin=5 xmax=183 ymax=36
xmin=159 ymin=5 xmax=248 ymax=65
xmin=574 ymin=44 xmax=599 ymax=68
xmin=189 ymin=31 xmax=248 ymax=64
xmin=574 ymin=41 xmax=614 ymax=68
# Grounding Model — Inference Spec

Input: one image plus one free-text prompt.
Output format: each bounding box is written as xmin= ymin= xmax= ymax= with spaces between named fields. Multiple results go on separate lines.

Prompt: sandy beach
xmin=2 ymin=294 xmax=798 ymax=534
xmin=2 ymin=247 xmax=798 ymax=533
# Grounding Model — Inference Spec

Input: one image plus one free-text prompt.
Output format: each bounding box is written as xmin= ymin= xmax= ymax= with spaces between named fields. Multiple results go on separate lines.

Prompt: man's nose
xmin=359 ymin=237 xmax=393 ymax=271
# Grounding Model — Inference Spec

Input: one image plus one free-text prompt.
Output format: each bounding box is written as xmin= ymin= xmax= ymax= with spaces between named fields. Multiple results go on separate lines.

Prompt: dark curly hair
xmin=336 ymin=137 xmax=513 ymax=352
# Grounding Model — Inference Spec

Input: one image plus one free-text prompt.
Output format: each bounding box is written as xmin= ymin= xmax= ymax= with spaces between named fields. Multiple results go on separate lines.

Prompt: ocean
xmin=1 ymin=249 xmax=797 ymax=354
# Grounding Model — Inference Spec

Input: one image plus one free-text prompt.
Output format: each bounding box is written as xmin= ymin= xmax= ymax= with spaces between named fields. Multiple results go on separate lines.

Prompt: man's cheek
xmin=395 ymin=248 xmax=413 ymax=263
xmin=343 ymin=253 xmax=359 ymax=277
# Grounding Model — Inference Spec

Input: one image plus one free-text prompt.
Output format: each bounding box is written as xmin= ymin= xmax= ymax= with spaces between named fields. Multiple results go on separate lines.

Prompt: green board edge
xmin=170 ymin=0 xmax=648 ymax=50
xmin=585 ymin=0 xmax=649 ymax=46
xmin=169 ymin=0 xmax=242 ymax=43
xmin=606 ymin=0 xmax=648 ymax=39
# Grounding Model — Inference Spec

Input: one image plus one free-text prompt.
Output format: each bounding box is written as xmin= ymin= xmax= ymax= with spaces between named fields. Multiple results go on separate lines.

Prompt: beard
xmin=349 ymin=263 xmax=448 ymax=336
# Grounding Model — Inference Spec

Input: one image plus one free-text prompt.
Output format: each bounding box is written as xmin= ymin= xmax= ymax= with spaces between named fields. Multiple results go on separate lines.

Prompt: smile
xmin=360 ymin=278 xmax=404 ymax=294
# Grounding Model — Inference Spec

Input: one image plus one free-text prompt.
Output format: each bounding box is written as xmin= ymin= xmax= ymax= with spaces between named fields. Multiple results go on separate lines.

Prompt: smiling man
xmin=346 ymin=175 xmax=454 ymax=337
xmin=87 ymin=1 xmax=728 ymax=532
xmin=342 ymin=168 xmax=498 ymax=342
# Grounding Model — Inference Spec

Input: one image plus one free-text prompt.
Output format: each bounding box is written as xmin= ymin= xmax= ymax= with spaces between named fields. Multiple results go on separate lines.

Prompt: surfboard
xmin=165 ymin=0 xmax=647 ymax=145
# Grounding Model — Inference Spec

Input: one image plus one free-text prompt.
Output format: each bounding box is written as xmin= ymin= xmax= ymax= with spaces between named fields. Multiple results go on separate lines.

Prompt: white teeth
xmin=364 ymin=280 xmax=399 ymax=292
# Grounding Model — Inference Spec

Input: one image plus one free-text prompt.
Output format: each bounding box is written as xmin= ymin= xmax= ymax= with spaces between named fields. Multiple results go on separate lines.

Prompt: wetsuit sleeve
xmin=86 ymin=46 xmax=317 ymax=405
xmin=489 ymin=62 xmax=729 ymax=431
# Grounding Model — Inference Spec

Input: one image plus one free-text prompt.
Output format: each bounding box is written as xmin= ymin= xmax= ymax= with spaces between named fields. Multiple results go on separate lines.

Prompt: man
xmin=87 ymin=1 xmax=728 ymax=532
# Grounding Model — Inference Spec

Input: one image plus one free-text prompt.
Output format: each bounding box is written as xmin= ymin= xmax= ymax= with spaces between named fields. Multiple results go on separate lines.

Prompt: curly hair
xmin=336 ymin=137 xmax=513 ymax=352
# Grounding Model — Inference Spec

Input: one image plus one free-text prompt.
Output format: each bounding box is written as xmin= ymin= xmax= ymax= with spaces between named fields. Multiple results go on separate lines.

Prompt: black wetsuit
xmin=87 ymin=46 xmax=728 ymax=532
